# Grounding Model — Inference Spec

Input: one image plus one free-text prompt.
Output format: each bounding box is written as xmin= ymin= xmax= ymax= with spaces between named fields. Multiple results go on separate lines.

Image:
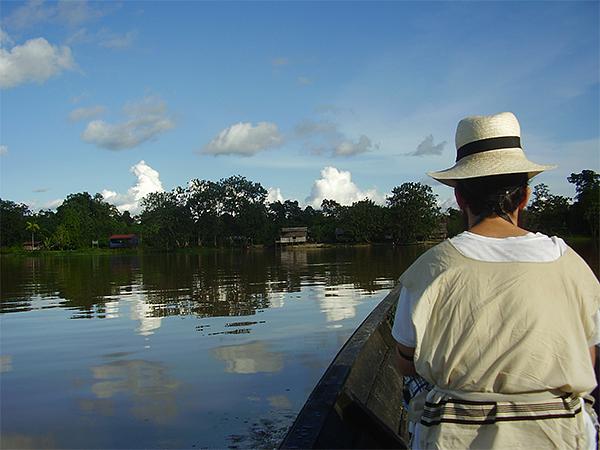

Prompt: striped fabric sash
xmin=420 ymin=394 xmax=585 ymax=427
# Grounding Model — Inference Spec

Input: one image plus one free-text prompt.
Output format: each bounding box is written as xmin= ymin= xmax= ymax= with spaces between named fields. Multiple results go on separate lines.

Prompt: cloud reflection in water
xmin=213 ymin=341 xmax=284 ymax=374
xmin=87 ymin=359 xmax=180 ymax=424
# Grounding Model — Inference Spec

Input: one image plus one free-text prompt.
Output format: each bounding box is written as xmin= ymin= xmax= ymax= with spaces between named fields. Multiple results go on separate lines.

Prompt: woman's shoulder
xmin=398 ymin=240 xmax=458 ymax=285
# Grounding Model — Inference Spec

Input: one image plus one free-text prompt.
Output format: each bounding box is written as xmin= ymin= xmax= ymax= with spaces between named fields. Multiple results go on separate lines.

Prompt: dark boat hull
xmin=280 ymin=287 xmax=409 ymax=449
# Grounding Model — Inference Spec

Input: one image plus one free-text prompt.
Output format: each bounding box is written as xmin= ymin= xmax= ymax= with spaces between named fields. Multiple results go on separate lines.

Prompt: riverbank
xmin=1 ymin=235 xmax=595 ymax=257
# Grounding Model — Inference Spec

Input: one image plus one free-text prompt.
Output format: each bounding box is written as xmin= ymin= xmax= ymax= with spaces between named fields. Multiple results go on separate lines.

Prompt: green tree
xmin=33 ymin=209 xmax=59 ymax=247
xmin=567 ymin=170 xmax=599 ymax=239
xmin=53 ymin=192 xmax=124 ymax=248
xmin=321 ymin=199 xmax=343 ymax=219
xmin=25 ymin=221 xmax=40 ymax=249
xmin=139 ymin=190 xmax=194 ymax=249
xmin=186 ymin=179 xmax=223 ymax=246
xmin=386 ymin=182 xmax=441 ymax=244
xmin=219 ymin=176 xmax=268 ymax=244
xmin=445 ymin=207 xmax=465 ymax=238
xmin=344 ymin=199 xmax=385 ymax=243
xmin=526 ymin=184 xmax=570 ymax=236
xmin=313 ymin=199 xmax=344 ymax=242
xmin=0 ymin=199 xmax=30 ymax=247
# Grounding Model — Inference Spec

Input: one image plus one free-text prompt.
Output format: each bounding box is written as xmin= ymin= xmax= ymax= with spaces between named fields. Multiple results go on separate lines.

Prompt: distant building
xmin=276 ymin=227 xmax=308 ymax=245
xmin=23 ymin=241 xmax=41 ymax=251
xmin=109 ymin=234 xmax=139 ymax=249
xmin=429 ymin=221 xmax=448 ymax=241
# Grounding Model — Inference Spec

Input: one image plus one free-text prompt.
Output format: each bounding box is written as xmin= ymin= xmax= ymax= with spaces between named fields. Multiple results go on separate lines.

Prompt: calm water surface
xmin=1 ymin=243 xmax=598 ymax=449
xmin=1 ymin=245 xmax=430 ymax=449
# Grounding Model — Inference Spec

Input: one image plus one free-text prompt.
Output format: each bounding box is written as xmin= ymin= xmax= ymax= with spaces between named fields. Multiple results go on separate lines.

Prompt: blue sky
xmin=1 ymin=0 xmax=598 ymax=212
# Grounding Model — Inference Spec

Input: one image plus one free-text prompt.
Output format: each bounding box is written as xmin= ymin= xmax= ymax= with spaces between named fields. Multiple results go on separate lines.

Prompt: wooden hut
xmin=276 ymin=227 xmax=308 ymax=245
xmin=109 ymin=234 xmax=139 ymax=249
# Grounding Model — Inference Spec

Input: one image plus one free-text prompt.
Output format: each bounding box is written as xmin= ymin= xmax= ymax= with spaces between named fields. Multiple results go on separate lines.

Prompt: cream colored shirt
xmin=393 ymin=239 xmax=600 ymax=449
xmin=393 ymin=233 xmax=600 ymax=347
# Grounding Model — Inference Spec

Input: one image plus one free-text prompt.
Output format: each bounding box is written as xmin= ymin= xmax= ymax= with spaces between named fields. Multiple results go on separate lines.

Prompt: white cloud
xmin=203 ymin=122 xmax=283 ymax=156
xmin=406 ymin=135 xmax=447 ymax=157
xmin=101 ymin=160 xmax=164 ymax=214
xmin=3 ymin=0 xmax=54 ymax=30
xmin=266 ymin=187 xmax=284 ymax=203
xmin=295 ymin=119 xmax=376 ymax=157
xmin=66 ymin=27 xmax=137 ymax=49
xmin=0 ymin=37 xmax=75 ymax=88
xmin=4 ymin=0 xmax=108 ymax=30
xmin=439 ymin=196 xmax=459 ymax=211
xmin=65 ymin=27 xmax=90 ymax=46
xmin=0 ymin=145 xmax=8 ymax=156
xmin=306 ymin=166 xmax=383 ymax=208
xmin=69 ymin=105 xmax=106 ymax=121
xmin=295 ymin=119 xmax=337 ymax=137
xmin=82 ymin=96 xmax=174 ymax=150
xmin=334 ymin=135 xmax=375 ymax=156
xmin=0 ymin=27 xmax=13 ymax=47
xmin=43 ymin=199 xmax=63 ymax=209
xmin=25 ymin=197 xmax=63 ymax=211
xmin=98 ymin=29 xmax=137 ymax=49
xmin=55 ymin=0 xmax=107 ymax=26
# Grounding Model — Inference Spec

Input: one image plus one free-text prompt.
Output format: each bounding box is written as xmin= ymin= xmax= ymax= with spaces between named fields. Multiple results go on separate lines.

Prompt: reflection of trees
xmin=0 ymin=255 xmax=139 ymax=315
xmin=1 ymin=245 xmax=429 ymax=319
xmin=212 ymin=341 xmax=284 ymax=374
xmin=140 ymin=252 xmax=274 ymax=318
xmin=299 ymin=246 xmax=423 ymax=293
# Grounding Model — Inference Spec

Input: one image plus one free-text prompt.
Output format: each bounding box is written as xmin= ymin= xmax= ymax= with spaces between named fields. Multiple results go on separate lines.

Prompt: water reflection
xmin=1 ymin=246 xmax=408 ymax=320
xmin=268 ymin=395 xmax=293 ymax=410
xmin=0 ymin=433 xmax=56 ymax=449
xmin=0 ymin=255 xmax=139 ymax=315
xmin=213 ymin=341 xmax=284 ymax=374
xmin=0 ymin=354 xmax=13 ymax=373
xmin=318 ymin=284 xmax=362 ymax=322
xmin=88 ymin=358 xmax=181 ymax=424
xmin=127 ymin=294 xmax=163 ymax=336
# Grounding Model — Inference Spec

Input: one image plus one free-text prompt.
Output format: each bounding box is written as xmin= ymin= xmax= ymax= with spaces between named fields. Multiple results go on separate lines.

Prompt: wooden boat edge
xmin=280 ymin=285 xmax=404 ymax=449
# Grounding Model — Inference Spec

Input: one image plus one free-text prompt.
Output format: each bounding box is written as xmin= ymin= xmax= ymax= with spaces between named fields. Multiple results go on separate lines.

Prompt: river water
xmin=0 ymin=243 xmax=597 ymax=449
xmin=0 ymin=245 xmax=425 ymax=449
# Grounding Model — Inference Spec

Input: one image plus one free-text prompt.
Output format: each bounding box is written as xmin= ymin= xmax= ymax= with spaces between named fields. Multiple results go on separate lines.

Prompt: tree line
xmin=1 ymin=170 xmax=598 ymax=251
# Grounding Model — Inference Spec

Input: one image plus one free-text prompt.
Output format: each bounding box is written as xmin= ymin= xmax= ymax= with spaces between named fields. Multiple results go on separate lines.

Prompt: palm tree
xmin=25 ymin=221 xmax=40 ymax=250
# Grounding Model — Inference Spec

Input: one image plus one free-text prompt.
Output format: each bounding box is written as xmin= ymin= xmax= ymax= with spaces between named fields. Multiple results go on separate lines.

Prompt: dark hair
xmin=456 ymin=173 xmax=529 ymax=225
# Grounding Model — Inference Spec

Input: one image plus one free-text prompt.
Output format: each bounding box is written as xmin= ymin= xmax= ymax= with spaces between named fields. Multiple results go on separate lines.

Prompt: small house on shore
xmin=430 ymin=221 xmax=448 ymax=241
xmin=23 ymin=241 xmax=42 ymax=251
xmin=276 ymin=227 xmax=308 ymax=245
xmin=109 ymin=234 xmax=139 ymax=249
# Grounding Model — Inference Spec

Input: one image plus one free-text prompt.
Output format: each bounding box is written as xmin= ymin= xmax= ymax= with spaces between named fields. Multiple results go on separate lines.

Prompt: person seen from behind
xmin=392 ymin=112 xmax=600 ymax=449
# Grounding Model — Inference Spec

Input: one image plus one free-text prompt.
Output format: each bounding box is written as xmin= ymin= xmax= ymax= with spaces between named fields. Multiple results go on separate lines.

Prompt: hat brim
xmin=427 ymin=148 xmax=557 ymax=187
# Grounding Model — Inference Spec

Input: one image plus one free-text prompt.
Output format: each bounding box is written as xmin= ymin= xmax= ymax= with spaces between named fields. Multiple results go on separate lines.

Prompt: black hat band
xmin=456 ymin=136 xmax=521 ymax=162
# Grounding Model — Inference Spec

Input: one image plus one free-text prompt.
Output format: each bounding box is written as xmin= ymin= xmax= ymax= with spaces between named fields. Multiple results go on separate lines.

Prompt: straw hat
xmin=428 ymin=112 xmax=556 ymax=187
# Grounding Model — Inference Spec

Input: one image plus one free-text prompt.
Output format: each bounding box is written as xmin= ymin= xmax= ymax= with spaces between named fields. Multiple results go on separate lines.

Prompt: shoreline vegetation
xmin=2 ymin=170 xmax=598 ymax=255
xmin=1 ymin=235 xmax=596 ymax=258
